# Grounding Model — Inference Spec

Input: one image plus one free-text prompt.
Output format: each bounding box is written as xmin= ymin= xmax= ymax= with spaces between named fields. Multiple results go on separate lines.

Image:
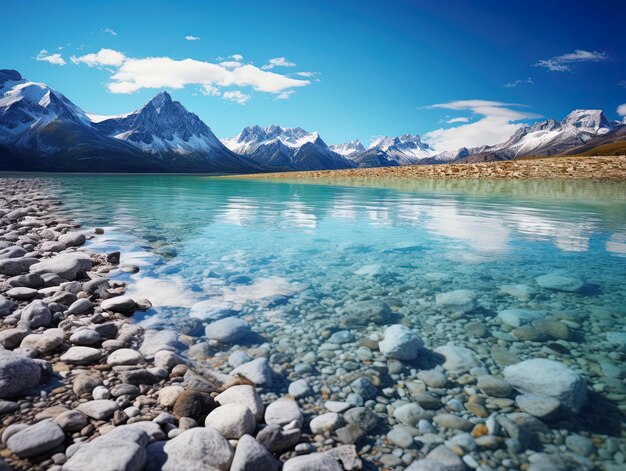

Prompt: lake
xmin=45 ymin=174 xmax=626 ymax=468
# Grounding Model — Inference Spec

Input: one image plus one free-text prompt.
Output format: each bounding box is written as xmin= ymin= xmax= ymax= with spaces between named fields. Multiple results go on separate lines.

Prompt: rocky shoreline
xmin=0 ymin=176 xmax=625 ymax=471
xmin=235 ymin=155 xmax=626 ymax=181
xmin=0 ymin=178 xmax=362 ymax=471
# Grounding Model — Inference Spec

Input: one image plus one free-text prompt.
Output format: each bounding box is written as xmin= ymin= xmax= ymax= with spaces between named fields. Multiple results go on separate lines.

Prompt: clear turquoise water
xmin=43 ymin=175 xmax=626 ymax=452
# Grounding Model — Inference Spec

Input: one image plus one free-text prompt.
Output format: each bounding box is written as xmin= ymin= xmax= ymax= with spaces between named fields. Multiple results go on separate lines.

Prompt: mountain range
xmin=1 ymin=69 xmax=624 ymax=173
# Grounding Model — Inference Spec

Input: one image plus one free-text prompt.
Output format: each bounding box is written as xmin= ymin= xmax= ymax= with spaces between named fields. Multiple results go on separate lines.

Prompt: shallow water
xmin=41 ymin=174 xmax=626 ymax=464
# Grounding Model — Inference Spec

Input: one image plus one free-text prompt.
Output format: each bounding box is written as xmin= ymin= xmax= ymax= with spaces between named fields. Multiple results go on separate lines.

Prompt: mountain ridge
xmin=1 ymin=69 xmax=624 ymax=173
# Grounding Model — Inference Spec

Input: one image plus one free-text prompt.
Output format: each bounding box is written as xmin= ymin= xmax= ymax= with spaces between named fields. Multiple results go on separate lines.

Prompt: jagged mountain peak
xmin=561 ymin=109 xmax=612 ymax=130
xmin=329 ymin=139 xmax=365 ymax=156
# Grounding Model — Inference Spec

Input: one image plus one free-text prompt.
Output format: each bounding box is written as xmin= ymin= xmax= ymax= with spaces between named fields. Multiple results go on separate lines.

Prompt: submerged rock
xmin=503 ymin=358 xmax=587 ymax=413
xmin=341 ymin=299 xmax=393 ymax=326
xmin=436 ymin=289 xmax=477 ymax=313
xmin=378 ymin=324 xmax=423 ymax=360
xmin=536 ymin=272 xmax=583 ymax=292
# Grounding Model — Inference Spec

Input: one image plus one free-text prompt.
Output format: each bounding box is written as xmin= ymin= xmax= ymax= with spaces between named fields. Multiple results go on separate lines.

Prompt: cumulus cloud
xmin=36 ymin=49 xmax=66 ymax=65
xmin=67 ymin=48 xmax=310 ymax=100
xmin=71 ymin=48 xmax=127 ymax=67
xmin=185 ymin=35 xmax=200 ymax=41
xmin=262 ymin=57 xmax=296 ymax=70
xmin=446 ymin=117 xmax=469 ymax=124
xmin=503 ymin=77 xmax=533 ymax=88
xmin=617 ymin=104 xmax=626 ymax=117
xmin=423 ymin=100 xmax=542 ymax=152
xmin=535 ymin=49 xmax=608 ymax=72
xmin=102 ymin=27 xmax=117 ymax=36
xmin=223 ymin=90 xmax=251 ymax=104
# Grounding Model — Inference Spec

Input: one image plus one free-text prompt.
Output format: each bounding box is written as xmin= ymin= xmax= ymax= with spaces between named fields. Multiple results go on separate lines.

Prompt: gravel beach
xmin=234 ymin=155 xmax=626 ymax=182
xmin=0 ymin=176 xmax=624 ymax=471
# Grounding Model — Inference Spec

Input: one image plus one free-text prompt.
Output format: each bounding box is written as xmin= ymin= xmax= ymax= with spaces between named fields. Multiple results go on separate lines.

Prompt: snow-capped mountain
xmin=222 ymin=125 xmax=355 ymax=171
xmin=462 ymin=110 xmax=621 ymax=162
xmin=339 ymin=134 xmax=434 ymax=167
xmin=329 ymin=139 xmax=365 ymax=156
xmin=0 ymin=70 xmax=260 ymax=173
xmin=368 ymin=134 xmax=434 ymax=163
xmin=95 ymin=92 xmax=228 ymax=156
xmin=0 ymin=69 xmax=90 ymax=149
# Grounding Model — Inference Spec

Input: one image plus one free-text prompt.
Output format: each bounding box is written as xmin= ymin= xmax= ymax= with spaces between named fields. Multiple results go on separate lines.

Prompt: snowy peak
xmin=561 ymin=109 xmax=613 ymax=131
xmin=223 ymin=125 xmax=323 ymax=154
xmin=222 ymin=124 xmax=354 ymax=171
xmin=362 ymin=133 xmax=433 ymax=164
xmin=95 ymin=92 xmax=225 ymax=155
xmin=0 ymin=69 xmax=89 ymax=141
xmin=329 ymin=139 xmax=365 ymax=156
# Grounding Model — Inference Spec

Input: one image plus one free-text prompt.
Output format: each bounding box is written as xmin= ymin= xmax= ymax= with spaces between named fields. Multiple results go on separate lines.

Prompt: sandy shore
xmin=234 ymin=155 xmax=626 ymax=182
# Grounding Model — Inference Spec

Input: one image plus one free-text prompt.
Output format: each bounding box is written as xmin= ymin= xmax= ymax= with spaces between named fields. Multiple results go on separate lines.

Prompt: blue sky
xmin=4 ymin=0 xmax=625 ymax=150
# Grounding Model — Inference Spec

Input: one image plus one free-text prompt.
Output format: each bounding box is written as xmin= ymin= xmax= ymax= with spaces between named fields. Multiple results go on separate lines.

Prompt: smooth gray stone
xmin=0 ymin=350 xmax=41 ymax=398
xmin=156 ymin=427 xmax=234 ymax=471
xmin=6 ymin=420 xmax=65 ymax=458
xmin=230 ymin=434 xmax=279 ymax=471
xmin=63 ymin=425 xmax=149 ymax=471
xmin=29 ymin=253 xmax=92 ymax=280
xmin=0 ymin=257 xmax=39 ymax=276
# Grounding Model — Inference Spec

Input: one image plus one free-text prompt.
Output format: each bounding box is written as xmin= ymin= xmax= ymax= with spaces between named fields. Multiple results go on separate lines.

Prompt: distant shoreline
xmin=232 ymin=155 xmax=626 ymax=182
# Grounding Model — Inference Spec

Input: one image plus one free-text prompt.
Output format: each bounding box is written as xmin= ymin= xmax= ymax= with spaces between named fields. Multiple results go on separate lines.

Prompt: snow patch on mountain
xmin=329 ymin=139 xmax=365 ymax=156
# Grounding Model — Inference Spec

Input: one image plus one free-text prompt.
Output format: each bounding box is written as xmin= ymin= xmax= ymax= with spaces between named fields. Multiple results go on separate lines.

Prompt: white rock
xmin=265 ymin=399 xmax=303 ymax=428
xmin=378 ymin=324 xmax=423 ymax=360
xmin=205 ymin=403 xmax=255 ymax=439
xmin=536 ymin=272 xmax=583 ymax=292
xmin=309 ymin=412 xmax=342 ymax=434
xmin=230 ymin=358 xmax=272 ymax=386
xmin=288 ymin=379 xmax=311 ymax=398
xmin=159 ymin=427 xmax=234 ymax=471
xmin=435 ymin=290 xmax=477 ymax=313
xmin=76 ymin=400 xmax=119 ymax=420
xmin=205 ymin=317 xmax=251 ymax=343
xmin=158 ymin=386 xmax=184 ymax=408
xmin=497 ymin=308 xmax=544 ymax=327
xmin=215 ymin=385 xmax=264 ymax=422
xmin=59 ymin=346 xmax=101 ymax=365
xmin=107 ymin=348 xmax=143 ymax=366
xmin=434 ymin=343 xmax=479 ymax=372
xmin=503 ymin=358 xmax=587 ymax=413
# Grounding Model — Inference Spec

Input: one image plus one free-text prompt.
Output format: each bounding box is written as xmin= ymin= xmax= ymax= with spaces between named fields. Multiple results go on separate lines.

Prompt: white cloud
xmin=618 ymin=80 xmax=626 ymax=88
xmin=262 ymin=57 xmax=296 ymax=70
xmin=446 ymin=117 xmax=469 ymax=124
xmin=185 ymin=35 xmax=200 ymax=41
xmin=200 ymin=84 xmax=221 ymax=96
xmin=535 ymin=49 xmax=608 ymax=72
xmin=223 ymin=90 xmax=251 ymax=104
xmin=294 ymin=71 xmax=317 ymax=77
xmin=68 ymin=48 xmax=310 ymax=100
xmin=71 ymin=48 xmax=126 ymax=67
xmin=276 ymin=90 xmax=295 ymax=100
xmin=617 ymin=103 xmax=626 ymax=117
xmin=423 ymin=100 xmax=542 ymax=152
xmin=102 ymin=27 xmax=117 ymax=36
xmin=503 ymin=77 xmax=533 ymax=88
xmin=36 ymin=49 xmax=66 ymax=65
